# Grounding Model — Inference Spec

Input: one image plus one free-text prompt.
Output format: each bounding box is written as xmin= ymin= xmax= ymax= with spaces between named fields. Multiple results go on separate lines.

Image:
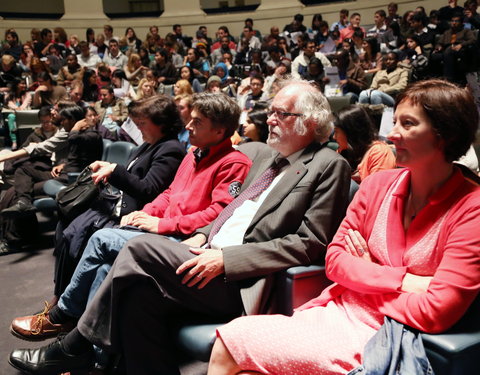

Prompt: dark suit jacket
xmin=437 ymin=28 xmax=476 ymax=48
xmin=108 ymin=137 xmax=185 ymax=216
xmin=198 ymin=142 xmax=351 ymax=314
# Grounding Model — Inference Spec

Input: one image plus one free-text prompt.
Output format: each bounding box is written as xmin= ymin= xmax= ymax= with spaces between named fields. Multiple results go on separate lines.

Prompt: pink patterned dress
xmin=218 ymin=168 xmax=480 ymax=374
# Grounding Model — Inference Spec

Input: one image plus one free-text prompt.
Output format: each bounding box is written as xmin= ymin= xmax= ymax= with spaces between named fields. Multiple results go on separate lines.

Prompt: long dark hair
xmin=335 ymin=105 xmax=377 ymax=170
xmin=363 ymin=37 xmax=379 ymax=63
xmin=125 ymin=27 xmax=137 ymax=41
xmin=82 ymin=69 xmax=99 ymax=102
xmin=311 ymin=14 xmax=323 ymax=31
xmin=11 ymin=79 xmax=27 ymax=100
xmin=86 ymin=28 xmax=95 ymax=44
xmin=138 ymin=46 xmax=151 ymax=67
xmin=246 ymin=110 xmax=269 ymax=143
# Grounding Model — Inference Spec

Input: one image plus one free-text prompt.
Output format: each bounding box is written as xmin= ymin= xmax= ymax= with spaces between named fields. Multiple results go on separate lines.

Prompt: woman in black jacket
xmin=52 ymin=95 xmax=186 ymax=301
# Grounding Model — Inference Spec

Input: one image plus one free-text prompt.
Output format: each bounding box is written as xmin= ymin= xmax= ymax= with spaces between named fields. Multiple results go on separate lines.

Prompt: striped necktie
xmin=208 ymin=158 xmax=288 ymax=246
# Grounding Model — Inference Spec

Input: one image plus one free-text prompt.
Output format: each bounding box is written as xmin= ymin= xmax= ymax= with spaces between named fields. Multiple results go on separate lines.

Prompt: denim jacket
xmin=348 ymin=316 xmax=435 ymax=375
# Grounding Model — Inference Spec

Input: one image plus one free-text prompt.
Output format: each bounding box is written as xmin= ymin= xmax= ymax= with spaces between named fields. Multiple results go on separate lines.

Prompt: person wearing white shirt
xmin=367 ymin=9 xmax=388 ymax=38
xmin=102 ymin=39 xmax=128 ymax=69
xmin=77 ymin=41 xmax=101 ymax=70
xmin=291 ymin=40 xmax=332 ymax=79
xmin=237 ymin=25 xmax=261 ymax=52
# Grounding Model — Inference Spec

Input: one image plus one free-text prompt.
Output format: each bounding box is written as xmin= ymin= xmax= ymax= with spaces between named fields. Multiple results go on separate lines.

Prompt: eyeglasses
xmin=267 ymin=109 xmax=304 ymax=120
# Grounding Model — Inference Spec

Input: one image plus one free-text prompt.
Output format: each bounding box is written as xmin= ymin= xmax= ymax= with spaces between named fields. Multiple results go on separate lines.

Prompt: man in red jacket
xmin=10 ymin=92 xmax=251 ymax=343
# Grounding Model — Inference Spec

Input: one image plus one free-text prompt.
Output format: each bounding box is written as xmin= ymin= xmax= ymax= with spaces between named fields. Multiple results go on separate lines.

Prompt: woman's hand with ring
xmin=344 ymin=229 xmax=372 ymax=262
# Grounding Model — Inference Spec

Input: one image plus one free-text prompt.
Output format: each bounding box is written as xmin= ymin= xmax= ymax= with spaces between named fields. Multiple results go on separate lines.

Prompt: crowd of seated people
xmin=0 ymin=2 xmax=480 ymax=374
xmin=0 ymin=0 xmax=477 ymax=117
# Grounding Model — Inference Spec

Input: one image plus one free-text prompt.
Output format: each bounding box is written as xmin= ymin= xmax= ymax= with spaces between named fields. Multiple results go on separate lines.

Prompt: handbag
xmin=56 ymin=167 xmax=101 ymax=220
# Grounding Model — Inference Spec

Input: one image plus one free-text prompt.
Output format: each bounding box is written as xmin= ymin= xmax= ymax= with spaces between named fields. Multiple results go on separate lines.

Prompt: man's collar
xmin=283 ymin=148 xmax=304 ymax=166
xmin=194 ymin=137 xmax=233 ymax=165
xmin=194 ymin=148 xmax=209 ymax=163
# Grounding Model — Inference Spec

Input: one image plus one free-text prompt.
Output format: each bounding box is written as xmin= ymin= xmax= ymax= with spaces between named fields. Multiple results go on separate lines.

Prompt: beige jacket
xmin=94 ymin=97 xmax=128 ymax=126
xmin=370 ymin=67 xmax=409 ymax=95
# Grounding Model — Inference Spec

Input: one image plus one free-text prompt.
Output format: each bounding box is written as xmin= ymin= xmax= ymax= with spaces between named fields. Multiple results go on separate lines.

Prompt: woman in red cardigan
xmin=207 ymin=79 xmax=480 ymax=374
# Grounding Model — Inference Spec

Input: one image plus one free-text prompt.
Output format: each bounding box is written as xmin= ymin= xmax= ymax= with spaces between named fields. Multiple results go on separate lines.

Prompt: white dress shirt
xmin=210 ymin=149 xmax=303 ymax=249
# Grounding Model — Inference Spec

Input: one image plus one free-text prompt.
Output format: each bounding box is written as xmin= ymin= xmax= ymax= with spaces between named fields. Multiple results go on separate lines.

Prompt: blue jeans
xmin=58 ymin=227 xmax=144 ymax=318
xmin=359 ymin=89 xmax=395 ymax=106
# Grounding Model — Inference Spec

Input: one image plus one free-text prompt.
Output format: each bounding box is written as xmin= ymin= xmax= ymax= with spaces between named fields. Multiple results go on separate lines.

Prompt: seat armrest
xmin=423 ymin=329 xmax=480 ymax=375
xmin=422 ymin=331 xmax=480 ymax=356
xmin=177 ymin=324 xmax=223 ymax=362
xmin=284 ymin=265 xmax=325 ymax=279
xmin=422 ymin=294 xmax=480 ymax=374
xmin=277 ymin=265 xmax=331 ymax=316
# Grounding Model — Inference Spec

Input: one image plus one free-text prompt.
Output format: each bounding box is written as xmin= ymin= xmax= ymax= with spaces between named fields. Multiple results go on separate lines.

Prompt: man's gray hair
xmin=192 ymin=92 xmax=240 ymax=138
xmin=279 ymin=78 xmax=333 ymax=143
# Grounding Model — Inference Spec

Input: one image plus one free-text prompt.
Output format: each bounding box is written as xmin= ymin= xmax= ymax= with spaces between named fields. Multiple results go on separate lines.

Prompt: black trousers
xmin=13 ymin=163 xmax=68 ymax=202
xmin=430 ymin=46 xmax=469 ymax=83
xmin=77 ymin=234 xmax=244 ymax=375
xmin=0 ymin=163 xmax=67 ymax=246
xmin=0 ymin=186 xmax=36 ymax=245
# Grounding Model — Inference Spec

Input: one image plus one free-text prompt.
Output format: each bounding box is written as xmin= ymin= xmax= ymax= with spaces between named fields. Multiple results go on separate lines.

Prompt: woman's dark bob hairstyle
xmin=395 ymin=79 xmax=478 ymax=163
xmin=128 ymin=95 xmax=182 ymax=138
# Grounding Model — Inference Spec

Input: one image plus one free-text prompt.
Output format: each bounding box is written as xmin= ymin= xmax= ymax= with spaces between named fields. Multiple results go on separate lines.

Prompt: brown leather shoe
xmin=10 ymin=302 xmax=75 ymax=341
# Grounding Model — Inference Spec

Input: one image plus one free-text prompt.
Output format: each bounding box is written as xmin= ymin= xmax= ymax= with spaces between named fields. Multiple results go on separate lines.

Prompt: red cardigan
xmin=142 ymin=137 xmax=251 ymax=235
xmin=300 ymin=167 xmax=480 ymax=334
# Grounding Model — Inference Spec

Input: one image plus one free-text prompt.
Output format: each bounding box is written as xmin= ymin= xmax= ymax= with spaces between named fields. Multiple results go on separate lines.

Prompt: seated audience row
xmin=5 ymin=77 xmax=480 ymax=375
xmin=0 ymin=2 xmax=479 ymax=373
